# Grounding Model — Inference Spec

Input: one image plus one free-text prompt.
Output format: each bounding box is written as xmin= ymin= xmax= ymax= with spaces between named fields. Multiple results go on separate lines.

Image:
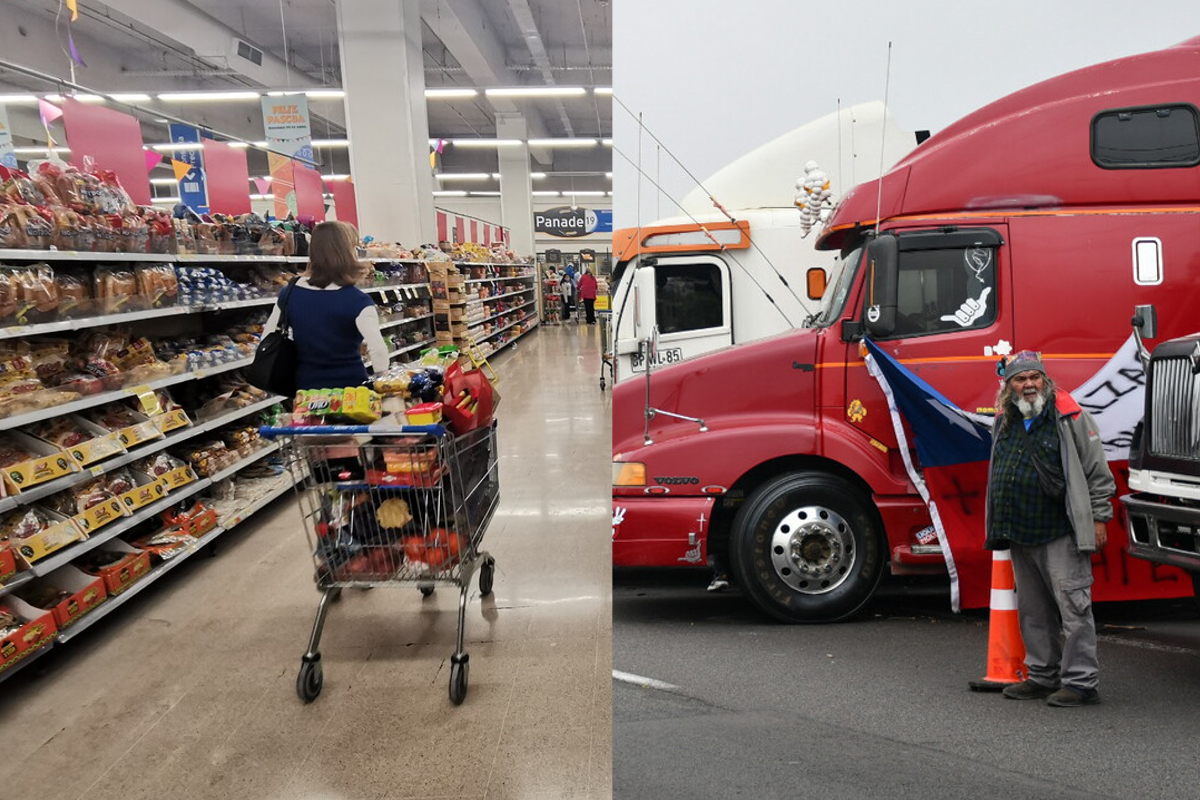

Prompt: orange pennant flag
xmin=171 ymin=159 xmax=193 ymax=182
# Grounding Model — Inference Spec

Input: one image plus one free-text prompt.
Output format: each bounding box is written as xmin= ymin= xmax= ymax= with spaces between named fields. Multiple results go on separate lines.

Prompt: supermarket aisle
xmin=0 ymin=323 xmax=612 ymax=800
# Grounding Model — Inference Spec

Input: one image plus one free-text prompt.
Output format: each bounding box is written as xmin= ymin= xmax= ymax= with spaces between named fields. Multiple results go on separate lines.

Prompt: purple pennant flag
xmin=67 ymin=28 xmax=87 ymax=67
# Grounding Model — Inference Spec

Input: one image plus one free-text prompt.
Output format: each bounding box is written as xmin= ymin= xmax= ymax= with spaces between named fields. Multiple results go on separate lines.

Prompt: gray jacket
xmin=986 ymin=391 xmax=1115 ymax=552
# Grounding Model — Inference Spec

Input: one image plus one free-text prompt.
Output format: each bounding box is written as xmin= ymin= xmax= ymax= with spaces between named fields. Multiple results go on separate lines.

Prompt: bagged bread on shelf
xmin=51 ymin=207 xmax=94 ymax=253
xmin=0 ymin=204 xmax=54 ymax=250
xmin=32 ymin=417 xmax=95 ymax=450
xmin=0 ymin=168 xmax=48 ymax=206
xmin=6 ymin=264 xmax=60 ymax=324
xmin=118 ymin=212 xmax=149 ymax=254
xmin=173 ymin=218 xmax=197 ymax=255
xmin=86 ymin=214 xmax=119 ymax=253
xmin=135 ymin=263 xmax=179 ymax=308
xmin=140 ymin=206 xmax=176 ymax=254
xmin=54 ymin=267 xmax=93 ymax=318
xmin=93 ymin=265 xmax=141 ymax=313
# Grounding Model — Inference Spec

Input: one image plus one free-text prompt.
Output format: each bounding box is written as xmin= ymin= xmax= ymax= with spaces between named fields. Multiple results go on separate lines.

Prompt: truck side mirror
xmin=1132 ymin=304 xmax=1157 ymax=339
xmin=863 ymin=235 xmax=899 ymax=338
xmin=1131 ymin=304 xmax=1157 ymax=373
xmin=632 ymin=266 xmax=657 ymax=343
xmin=806 ymin=267 xmax=827 ymax=300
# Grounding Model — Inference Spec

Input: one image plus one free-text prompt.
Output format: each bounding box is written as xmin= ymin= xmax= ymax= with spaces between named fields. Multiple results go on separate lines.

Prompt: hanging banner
xmin=167 ymin=123 xmax=209 ymax=214
xmin=261 ymin=93 xmax=313 ymax=219
xmin=0 ymin=106 xmax=16 ymax=169
xmin=470 ymin=220 xmax=478 ymax=243
xmin=534 ymin=206 xmax=612 ymax=238
xmin=293 ymin=163 xmax=326 ymax=222
xmin=436 ymin=210 xmax=448 ymax=243
xmin=329 ymin=179 xmax=359 ymax=229
xmin=61 ymin=98 xmax=152 ymax=205
xmin=455 ymin=216 xmax=465 ymax=244
xmin=201 ymin=139 xmax=251 ymax=215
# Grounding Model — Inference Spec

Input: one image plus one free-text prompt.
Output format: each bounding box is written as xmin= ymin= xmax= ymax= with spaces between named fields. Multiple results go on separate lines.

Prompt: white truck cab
xmin=611 ymin=102 xmax=921 ymax=383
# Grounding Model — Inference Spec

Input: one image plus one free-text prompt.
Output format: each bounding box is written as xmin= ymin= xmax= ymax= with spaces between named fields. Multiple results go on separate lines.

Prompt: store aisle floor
xmin=0 ymin=323 xmax=612 ymax=800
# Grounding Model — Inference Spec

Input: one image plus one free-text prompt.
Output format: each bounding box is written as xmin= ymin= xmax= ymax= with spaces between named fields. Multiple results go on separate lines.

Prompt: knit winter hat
xmin=1001 ymin=350 xmax=1046 ymax=381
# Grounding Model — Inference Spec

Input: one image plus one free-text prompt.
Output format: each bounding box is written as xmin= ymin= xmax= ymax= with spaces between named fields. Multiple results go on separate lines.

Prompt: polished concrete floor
xmin=0 ymin=322 xmax=613 ymax=800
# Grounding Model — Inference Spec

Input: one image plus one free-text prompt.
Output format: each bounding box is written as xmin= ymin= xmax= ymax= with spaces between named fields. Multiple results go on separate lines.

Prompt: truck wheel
xmin=730 ymin=472 xmax=885 ymax=623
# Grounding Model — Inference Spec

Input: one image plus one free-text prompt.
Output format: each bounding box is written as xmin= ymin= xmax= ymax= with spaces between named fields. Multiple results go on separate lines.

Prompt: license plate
xmin=630 ymin=347 xmax=684 ymax=371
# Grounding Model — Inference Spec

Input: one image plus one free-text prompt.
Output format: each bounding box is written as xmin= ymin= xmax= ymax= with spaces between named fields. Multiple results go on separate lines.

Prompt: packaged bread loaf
xmin=7 ymin=264 xmax=60 ymax=324
xmin=1 ymin=170 xmax=47 ymax=206
xmin=54 ymin=267 xmax=92 ymax=318
xmin=87 ymin=214 xmax=117 ymax=253
xmin=93 ymin=265 xmax=139 ymax=312
xmin=52 ymin=207 xmax=93 ymax=253
xmin=135 ymin=264 xmax=178 ymax=308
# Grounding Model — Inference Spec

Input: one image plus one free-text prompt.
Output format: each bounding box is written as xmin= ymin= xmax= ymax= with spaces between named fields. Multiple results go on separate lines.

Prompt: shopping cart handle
xmin=260 ymin=424 xmax=446 ymax=438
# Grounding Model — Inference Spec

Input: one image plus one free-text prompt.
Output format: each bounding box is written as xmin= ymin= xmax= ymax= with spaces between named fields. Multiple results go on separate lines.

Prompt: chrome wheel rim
xmin=769 ymin=505 xmax=857 ymax=594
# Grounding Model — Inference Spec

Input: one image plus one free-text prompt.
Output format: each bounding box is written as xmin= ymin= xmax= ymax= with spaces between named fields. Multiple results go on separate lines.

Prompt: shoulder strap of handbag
xmin=1015 ymin=415 xmax=1063 ymax=486
xmin=278 ymin=276 xmax=300 ymax=336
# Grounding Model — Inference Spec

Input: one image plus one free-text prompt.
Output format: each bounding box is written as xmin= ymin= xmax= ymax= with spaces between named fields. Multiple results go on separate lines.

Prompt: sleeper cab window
xmin=1092 ymin=103 xmax=1200 ymax=169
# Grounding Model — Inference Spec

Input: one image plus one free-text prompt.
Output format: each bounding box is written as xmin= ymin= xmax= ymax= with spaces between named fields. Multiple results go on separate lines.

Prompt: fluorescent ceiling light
xmin=109 ymin=93 xmax=152 ymax=103
xmin=593 ymin=87 xmax=613 ymax=96
xmin=606 ymin=172 xmax=613 ymax=178
xmin=0 ymin=95 xmax=37 ymax=103
xmin=306 ymin=90 xmax=345 ymax=99
xmin=249 ymin=193 xmax=275 ymax=200
xmin=607 ymin=191 xmax=613 ymax=196
xmin=570 ymin=191 xmax=607 ymax=197
xmin=46 ymin=93 xmax=105 ymax=103
xmin=426 ymin=88 xmax=478 ymax=99
xmin=323 ymin=174 xmax=349 ymax=180
xmin=530 ymin=172 xmax=547 ymax=179
xmin=602 ymin=138 xmax=613 ymax=146
xmin=470 ymin=191 xmax=502 ymax=197
xmin=12 ymin=146 xmax=70 ymax=155
xmin=436 ymin=173 xmax=492 ymax=181
xmin=313 ymin=139 xmax=350 ymax=147
xmin=528 ymin=138 xmax=597 ymax=147
xmin=532 ymin=191 xmax=561 ymax=196
xmin=450 ymin=139 xmax=523 ymax=148
xmin=150 ymin=143 xmax=204 ymax=151
xmin=157 ymin=91 xmax=261 ymax=102
xmin=150 ymin=196 xmax=181 ymax=204
xmin=227 ymin=142 xmax=251 ymax=148
xmin=485 ymin=87 xmax=586 ymax=98
xmin=433 ymin=190 xmax=468 ymax=197
xmin=150 ymin=178 xmax=179 ymax=185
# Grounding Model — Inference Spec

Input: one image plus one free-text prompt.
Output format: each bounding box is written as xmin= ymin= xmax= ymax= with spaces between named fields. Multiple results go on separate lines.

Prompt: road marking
xmin=1097 ymin=634 xmax=1197 ymax=655
xmin=612 ymin=670 xmax=681 ymax=692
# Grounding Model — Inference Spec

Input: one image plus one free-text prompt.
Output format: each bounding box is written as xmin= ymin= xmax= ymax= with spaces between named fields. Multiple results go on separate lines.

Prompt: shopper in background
xmin=578 ymin=267 xmax=598 ymax=324
xmin=260 ymin=220 xmax=390 ymax=390
xmin=561 ymin=263 xmax=577 ymax=322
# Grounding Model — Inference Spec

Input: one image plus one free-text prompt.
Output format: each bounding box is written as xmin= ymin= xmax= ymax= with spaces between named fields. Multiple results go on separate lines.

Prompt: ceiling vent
xmin=236 ymin=39 xmax=264 ymax=67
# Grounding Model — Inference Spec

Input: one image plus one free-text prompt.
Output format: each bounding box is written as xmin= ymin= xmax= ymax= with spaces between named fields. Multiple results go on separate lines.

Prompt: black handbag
xmin=246 ymin=277 xmax=300 ymax=396
xmin=1016 ymin=420 xmax=1067 ymax=499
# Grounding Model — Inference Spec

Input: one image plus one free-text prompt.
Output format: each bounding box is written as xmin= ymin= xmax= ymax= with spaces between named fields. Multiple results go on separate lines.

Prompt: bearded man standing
xmin=985 ymin=351 xmax=1116 ymax=707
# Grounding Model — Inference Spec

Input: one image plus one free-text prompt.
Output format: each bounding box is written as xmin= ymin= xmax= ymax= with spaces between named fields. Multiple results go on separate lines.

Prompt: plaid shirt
xmin=989 ymin=405 xmax=1073 ymax=546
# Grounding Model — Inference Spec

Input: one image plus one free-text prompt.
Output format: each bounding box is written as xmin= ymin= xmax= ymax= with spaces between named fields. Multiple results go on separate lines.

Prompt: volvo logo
xmin=654 ymin=476 xmax=700 ymax=485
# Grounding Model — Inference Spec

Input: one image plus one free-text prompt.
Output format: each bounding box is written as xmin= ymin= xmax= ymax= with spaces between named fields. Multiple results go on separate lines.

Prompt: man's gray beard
xmin=1015 ymin=392 xmax=1046 ymax=419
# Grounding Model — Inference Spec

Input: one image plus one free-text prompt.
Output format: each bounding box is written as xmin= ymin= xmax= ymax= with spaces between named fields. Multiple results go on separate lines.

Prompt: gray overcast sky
xmin=612 ymin=1 xmax=1200 ymax=228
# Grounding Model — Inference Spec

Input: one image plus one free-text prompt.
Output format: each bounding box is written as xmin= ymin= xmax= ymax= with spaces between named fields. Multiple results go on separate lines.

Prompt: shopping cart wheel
xmin=449 ymin=653 xmax=470 ymax=705
xmin=296 ymin=657 xmax=323 ymax=703
xmin=419 ymin=583 xmax=436 ymax=597
xmin=479 ymin=557 xmax=496 ymax=596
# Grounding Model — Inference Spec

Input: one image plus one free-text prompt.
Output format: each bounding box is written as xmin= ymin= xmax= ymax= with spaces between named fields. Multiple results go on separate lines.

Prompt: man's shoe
xmin=1046 ymin=686 xmax=1101 ymax=707
xmin=706 ymin=575 xmax=730 ymax=593
xmin=1002 ymin=680 xmax=1058 ymax=700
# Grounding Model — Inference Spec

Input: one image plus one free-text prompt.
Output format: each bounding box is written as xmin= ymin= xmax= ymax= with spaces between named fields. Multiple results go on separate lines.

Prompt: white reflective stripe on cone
xmin=990 ymin=588 xmax=1018 ymax=611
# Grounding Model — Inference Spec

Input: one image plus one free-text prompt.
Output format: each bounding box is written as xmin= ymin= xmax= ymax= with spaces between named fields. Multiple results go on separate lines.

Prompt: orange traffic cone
xmin=968 ymin=549 xmax=1027 ymax=691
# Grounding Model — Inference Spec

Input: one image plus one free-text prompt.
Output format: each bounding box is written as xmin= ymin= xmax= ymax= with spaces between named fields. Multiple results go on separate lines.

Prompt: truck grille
xmin=1149 ymin=356 xmax=1200 ymax=460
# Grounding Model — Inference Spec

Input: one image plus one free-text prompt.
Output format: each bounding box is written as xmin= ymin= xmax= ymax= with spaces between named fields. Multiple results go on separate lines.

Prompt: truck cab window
xmin=657 ymin=263 xmax=724 ymax=334
xmin=886 ymin=245 xmax=997 ymax=338
xmin=1092 ymin=104 xmax=1200 ymax=168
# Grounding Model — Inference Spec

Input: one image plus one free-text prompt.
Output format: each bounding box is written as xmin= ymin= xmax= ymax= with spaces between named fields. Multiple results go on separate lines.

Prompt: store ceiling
xmin=0 ymin=0 xmax=613 ymax=195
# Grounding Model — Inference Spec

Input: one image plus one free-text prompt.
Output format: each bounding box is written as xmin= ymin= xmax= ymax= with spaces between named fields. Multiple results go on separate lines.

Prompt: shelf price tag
xmin=135 ymin=387 xmax=163 ymax=416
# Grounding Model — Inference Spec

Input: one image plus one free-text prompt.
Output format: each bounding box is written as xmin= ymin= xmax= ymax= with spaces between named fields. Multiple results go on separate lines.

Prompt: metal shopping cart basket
xmin=262 ymin=421 xmax=499 ymax=705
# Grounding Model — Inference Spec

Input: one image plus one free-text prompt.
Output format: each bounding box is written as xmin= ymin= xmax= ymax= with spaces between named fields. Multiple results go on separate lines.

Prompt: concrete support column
xmin=496 ymin=113 xmax=535 ymax=256
xmin=337 ymin=0 xmax=434 ymax=244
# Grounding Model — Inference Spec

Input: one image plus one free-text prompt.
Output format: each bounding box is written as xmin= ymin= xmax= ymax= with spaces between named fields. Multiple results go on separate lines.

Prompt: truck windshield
xmin=808 ymin=245 xmax=864 ymax=328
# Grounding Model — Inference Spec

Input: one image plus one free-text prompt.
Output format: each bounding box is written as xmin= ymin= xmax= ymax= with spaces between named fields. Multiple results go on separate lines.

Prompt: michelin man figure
xmin=795 ymin=160 xmax=833 ymax=238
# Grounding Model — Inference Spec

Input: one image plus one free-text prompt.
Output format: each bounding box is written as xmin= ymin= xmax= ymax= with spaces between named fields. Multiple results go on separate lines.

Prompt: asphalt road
xmin=613 ymin=568 xmax=1200 ymax=800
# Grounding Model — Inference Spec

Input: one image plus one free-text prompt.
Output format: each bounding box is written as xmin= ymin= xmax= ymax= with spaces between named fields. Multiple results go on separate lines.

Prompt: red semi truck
xmin=612 ymin=38 xmax=1200 ymax=622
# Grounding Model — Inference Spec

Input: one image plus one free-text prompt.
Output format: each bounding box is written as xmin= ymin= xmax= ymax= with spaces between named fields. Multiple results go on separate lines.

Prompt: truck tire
xmin=730 ymin=472 xmax=885 ymax=623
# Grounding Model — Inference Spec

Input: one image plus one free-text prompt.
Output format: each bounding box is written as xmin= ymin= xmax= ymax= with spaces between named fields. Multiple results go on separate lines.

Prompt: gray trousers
xmin=1009 ymin=535 xmax=1099 ymax=691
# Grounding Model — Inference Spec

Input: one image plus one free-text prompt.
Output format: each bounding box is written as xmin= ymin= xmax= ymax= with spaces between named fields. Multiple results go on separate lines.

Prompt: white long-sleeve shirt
xmin=260 ymin=277 xmax=391 ymax=374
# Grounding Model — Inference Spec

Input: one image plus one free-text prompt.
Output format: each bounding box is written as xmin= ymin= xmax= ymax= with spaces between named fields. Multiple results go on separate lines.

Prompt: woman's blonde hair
xmin=307 ymin=221 xmax=364 ymax=288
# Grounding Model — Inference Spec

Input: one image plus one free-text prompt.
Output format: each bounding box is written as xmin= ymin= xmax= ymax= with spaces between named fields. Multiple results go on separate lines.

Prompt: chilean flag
xmin=863 ymin=338 xmax=996 ymax=611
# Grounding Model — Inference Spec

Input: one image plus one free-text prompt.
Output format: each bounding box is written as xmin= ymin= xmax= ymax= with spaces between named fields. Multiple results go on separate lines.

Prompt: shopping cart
xmin=262 ymin=421 xmax=499 ymax=705
xmin=598 ymin=310 xmax=613 ymax=390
